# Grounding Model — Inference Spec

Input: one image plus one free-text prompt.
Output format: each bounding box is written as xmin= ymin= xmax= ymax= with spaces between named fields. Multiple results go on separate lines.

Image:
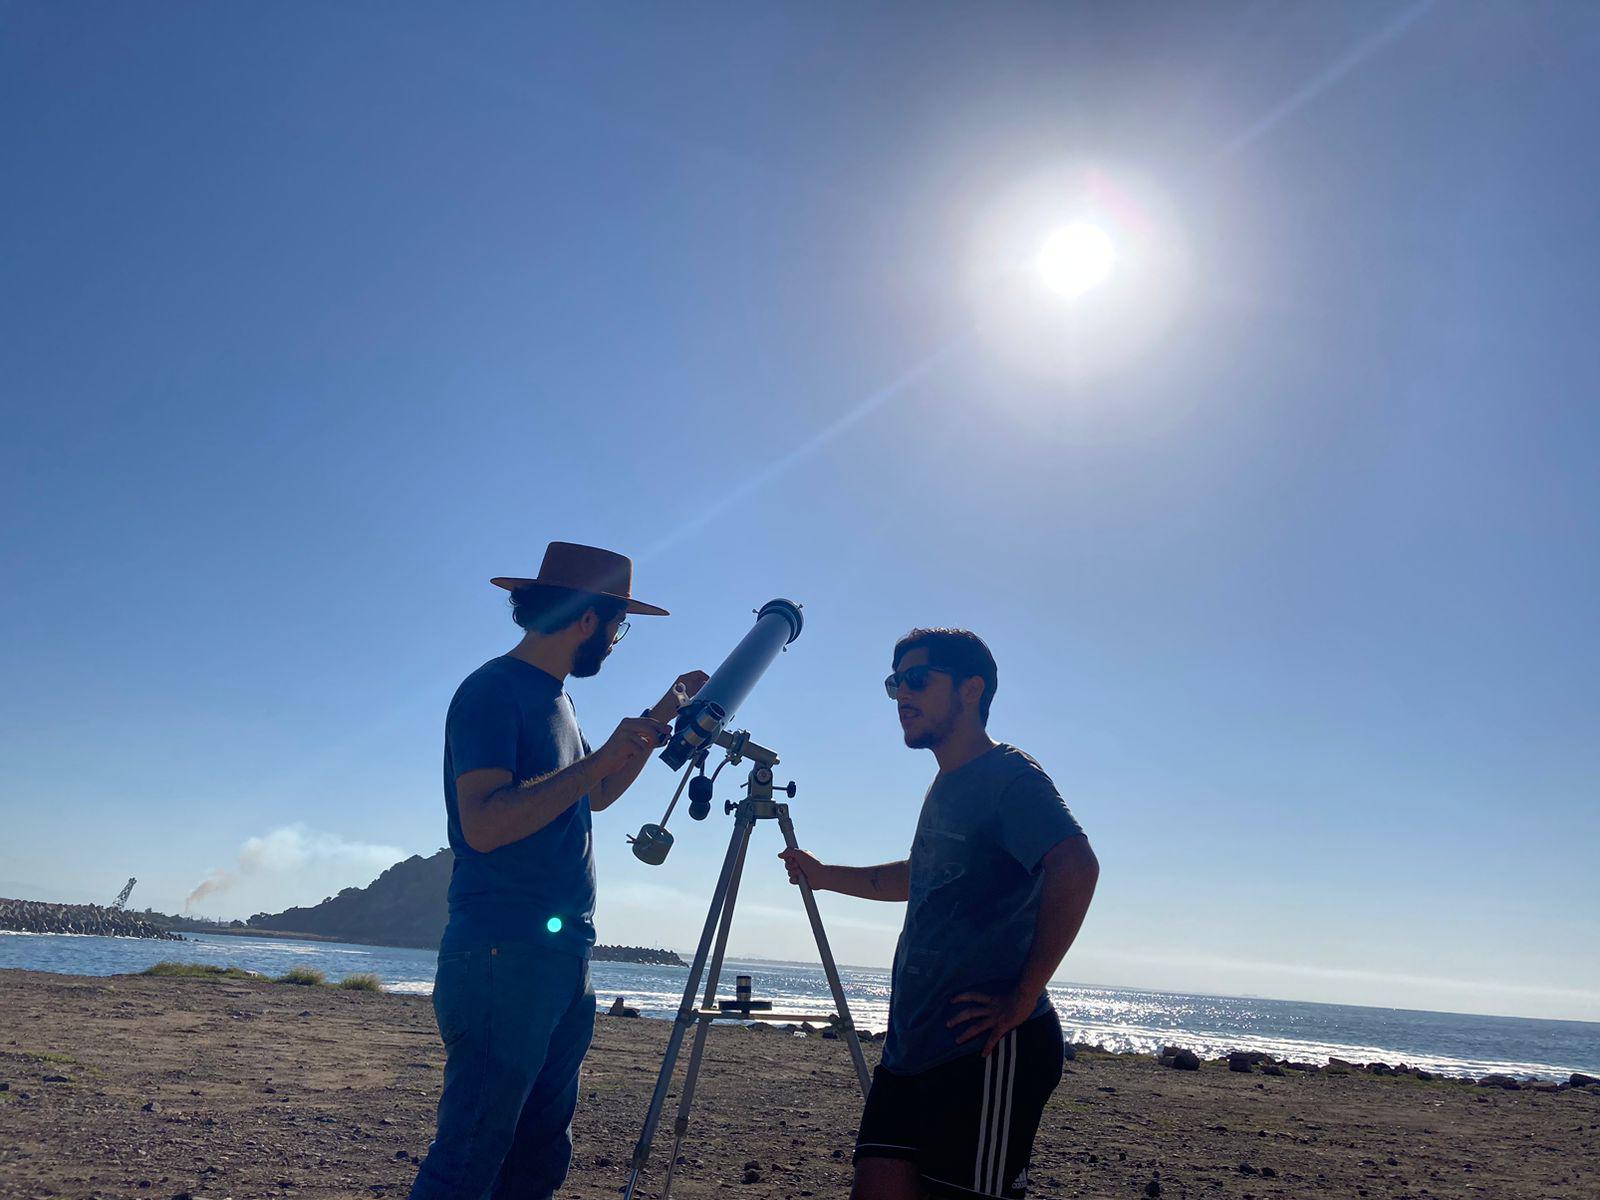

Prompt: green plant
xmin=337 ymin=973 xmax=382 ymax=992
xmin=26 ymin=1052 xmax=77 ymax=1065
xmin=140 ymin=962 xmax=266 ymax=981
xmin=276 ymin=967 xmax=326 ymax=986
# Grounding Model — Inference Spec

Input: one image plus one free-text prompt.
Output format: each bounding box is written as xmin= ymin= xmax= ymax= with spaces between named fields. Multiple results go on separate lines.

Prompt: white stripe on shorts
xmin=972 ymin=1045 xmax=994 ymax=1188
xmin=973 ymin=1031 xmax=1018 ymax=1194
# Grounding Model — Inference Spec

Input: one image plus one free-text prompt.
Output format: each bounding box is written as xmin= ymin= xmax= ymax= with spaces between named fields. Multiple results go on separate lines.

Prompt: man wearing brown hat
xmin=410 ymin=542 xmax=706 ymax=1200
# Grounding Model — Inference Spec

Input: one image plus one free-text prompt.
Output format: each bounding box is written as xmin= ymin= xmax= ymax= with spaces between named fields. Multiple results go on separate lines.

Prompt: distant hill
xmin=246 ymin=849 xmax=682 ymax=965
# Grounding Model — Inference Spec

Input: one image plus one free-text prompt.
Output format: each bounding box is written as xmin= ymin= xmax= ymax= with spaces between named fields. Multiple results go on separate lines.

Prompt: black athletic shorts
xmin=854 ymin=1009 xmax=1063 ymax=1198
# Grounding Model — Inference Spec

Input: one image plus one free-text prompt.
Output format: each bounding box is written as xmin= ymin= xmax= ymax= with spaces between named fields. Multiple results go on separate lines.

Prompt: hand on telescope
xmin=648 ymin=670 xmax=710 ymax=724
xmin=597 ymin=715 xmax=671 ymax=775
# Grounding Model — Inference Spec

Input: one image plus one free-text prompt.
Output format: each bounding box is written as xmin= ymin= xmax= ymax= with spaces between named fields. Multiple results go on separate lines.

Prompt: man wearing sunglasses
xmin=781 ymin=628 xmax=1099 ymax=1200
xmin=410 ymin=542 xmax=707 ymax=1200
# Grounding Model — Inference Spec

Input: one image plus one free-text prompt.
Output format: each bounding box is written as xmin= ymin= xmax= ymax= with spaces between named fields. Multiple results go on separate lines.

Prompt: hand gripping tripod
xmin=622 ymin=729 xmax=872 ymax=1200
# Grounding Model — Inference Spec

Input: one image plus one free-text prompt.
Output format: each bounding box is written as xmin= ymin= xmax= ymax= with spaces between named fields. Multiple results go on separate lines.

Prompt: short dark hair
xmin=893 ymin=627 xmax=998 ymax=724
xmin=509 ymin=584 xmax=626 ymax=635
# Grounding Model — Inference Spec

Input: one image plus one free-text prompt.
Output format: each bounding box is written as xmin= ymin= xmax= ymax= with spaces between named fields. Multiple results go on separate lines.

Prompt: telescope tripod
xmin=623 ymin=733 xmax=872 ymax=1200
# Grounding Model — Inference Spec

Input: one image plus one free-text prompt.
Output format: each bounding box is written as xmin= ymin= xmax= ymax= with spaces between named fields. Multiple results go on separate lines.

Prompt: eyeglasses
xmin=883 ymin=665 xmax=953 ymax=699
xmin=611 ymin=620 xmax=631 ymax=646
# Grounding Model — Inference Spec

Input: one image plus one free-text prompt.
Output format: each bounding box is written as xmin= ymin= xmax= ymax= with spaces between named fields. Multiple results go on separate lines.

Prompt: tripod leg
xmin=623 ymin=812 xmax=750 ymax=1200
xmin=660 ymin=810 xmax=755 ymax=1198
xmin=776 ymin=804 xmax=874 ymax=1096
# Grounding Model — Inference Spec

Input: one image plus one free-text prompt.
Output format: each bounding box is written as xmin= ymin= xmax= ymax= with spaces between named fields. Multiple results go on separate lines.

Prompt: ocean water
xmin=3 ymin=930 xmax=1596 ymax=1081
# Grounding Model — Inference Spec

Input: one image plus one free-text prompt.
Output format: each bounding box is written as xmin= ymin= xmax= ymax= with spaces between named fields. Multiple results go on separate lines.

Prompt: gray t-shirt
xmin=880 ymin=744 xmax=1085 ymax=1075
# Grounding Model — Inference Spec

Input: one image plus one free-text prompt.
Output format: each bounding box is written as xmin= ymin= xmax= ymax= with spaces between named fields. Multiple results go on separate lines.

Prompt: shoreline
xmin=1 ymin=969 xmax=1595 ymax=1200
xmin=1 ymin=946 xmax=1594 ymax=1083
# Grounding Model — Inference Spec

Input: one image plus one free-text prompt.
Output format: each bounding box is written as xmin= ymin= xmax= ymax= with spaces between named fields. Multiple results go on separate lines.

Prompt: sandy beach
xmin=1 ymin=969 xmax=1595 ymax=1200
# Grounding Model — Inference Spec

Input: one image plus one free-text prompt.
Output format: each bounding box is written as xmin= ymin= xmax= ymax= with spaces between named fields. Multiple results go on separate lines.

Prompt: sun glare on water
xmin=1036 ymin=222 xmax=1117 ymax=298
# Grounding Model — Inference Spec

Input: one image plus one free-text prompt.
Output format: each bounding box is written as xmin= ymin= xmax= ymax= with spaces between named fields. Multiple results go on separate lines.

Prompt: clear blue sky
xmin=3 ymin=2 xmax=1597 ymax=1021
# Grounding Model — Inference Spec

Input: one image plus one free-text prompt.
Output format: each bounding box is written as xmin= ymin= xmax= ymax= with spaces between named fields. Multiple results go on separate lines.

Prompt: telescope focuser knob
xmin=782 ymin=781 xmax=797 ymax=798
xmin=725 ymin=798 xmax=738 ymax=816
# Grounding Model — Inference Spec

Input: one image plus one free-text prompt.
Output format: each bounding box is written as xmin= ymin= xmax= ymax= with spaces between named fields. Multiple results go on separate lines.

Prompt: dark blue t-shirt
xmin=881 ymin=744 xmax=1085 ymax=1074
xmin=440 ymin=656 xmax=596 ymax=957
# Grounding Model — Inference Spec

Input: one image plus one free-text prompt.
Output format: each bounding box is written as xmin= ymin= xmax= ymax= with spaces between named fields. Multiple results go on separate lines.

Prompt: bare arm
xmin=779 ymin=850 xmax=910 ymax=902
xmin=592 ymin=670 xmax=710 ymax=813
xmin=457 ymin=715 xmax=667 ymax=852
xmin=1013 ymin=835 xmax=1100 ymax=1000
xmin=949 ymin=834 xmax=1099 ymax=1055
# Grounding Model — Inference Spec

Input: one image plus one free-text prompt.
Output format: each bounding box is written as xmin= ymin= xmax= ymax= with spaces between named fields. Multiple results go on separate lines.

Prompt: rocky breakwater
xmin=0 ymin=897 xmax=183 ymax=940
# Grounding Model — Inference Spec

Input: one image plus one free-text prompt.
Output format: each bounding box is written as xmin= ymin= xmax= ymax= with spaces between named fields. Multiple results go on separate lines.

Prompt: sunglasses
xmin=611 ymin=620 xmax=631 ymax=646
xmin=883 ymin=665 xmax=954 ymax=699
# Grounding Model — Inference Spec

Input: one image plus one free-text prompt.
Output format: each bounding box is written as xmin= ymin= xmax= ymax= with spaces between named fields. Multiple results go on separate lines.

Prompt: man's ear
xmin=576 ymin=607 xmax=601 ymax=637
xmin=960 ymin=674 xmax=986 ymax=713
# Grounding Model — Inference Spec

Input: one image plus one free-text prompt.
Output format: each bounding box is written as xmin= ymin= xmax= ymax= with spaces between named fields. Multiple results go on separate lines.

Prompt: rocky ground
xmin=1 ymin=969 xmax=1597 ymax=1199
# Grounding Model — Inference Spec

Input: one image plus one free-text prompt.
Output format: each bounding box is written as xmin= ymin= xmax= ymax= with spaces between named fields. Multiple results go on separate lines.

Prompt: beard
xmin=903 ymin=694 xmax=962 ymax=749
xmin=569 ymin=624 xmax=614 ymax=678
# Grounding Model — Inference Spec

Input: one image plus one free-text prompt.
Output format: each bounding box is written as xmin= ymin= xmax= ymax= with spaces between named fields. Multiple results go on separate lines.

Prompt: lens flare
xmin=1036 ymin=222 xmax=1117 ymax=297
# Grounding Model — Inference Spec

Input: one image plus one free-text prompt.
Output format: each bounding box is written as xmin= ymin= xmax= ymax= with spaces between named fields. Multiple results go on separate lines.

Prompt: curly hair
xmin=508 ymin=584 xmax=626 ymax=635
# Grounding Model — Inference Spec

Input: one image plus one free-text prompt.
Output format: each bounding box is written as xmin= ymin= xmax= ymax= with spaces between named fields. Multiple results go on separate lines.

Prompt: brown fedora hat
xmin=491 ymin=542 xmax=669 ymax=617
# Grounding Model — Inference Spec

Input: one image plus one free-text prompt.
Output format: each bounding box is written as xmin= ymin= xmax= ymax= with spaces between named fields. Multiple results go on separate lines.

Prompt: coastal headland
xmin=1 ymin=969 xmax=1595 ymax=1200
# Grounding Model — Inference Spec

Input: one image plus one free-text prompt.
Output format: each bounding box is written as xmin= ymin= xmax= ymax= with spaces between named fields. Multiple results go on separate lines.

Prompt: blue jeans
xmin=409 ymin=941 xmax=596 ymax=1200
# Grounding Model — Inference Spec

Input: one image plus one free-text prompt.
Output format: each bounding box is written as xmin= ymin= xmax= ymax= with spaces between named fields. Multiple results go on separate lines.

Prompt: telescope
xmin=630 ymin=599 xmax=802 ymax=864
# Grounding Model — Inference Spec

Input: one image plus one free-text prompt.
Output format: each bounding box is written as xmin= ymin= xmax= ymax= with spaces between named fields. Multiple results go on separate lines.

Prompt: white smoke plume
xmin=184 ymin=825 xmax=407 ymax=915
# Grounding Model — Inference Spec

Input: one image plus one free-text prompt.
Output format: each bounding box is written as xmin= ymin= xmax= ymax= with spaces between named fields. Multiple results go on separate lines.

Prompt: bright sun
xmin=1035 ymin=221 xmax=1117 ymax=297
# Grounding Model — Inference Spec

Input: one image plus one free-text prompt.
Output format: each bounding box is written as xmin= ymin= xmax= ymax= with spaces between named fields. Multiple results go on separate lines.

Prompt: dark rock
xmin=1414 ymin=1070 xmax=1435 ymax=1081
xmin=1367 ymin=1062 xmax=1394 ymax=1075
xmin=1237 ymin=1162 xmax=1258 ymax=1175
xmin=1478 ymin=1074 xmax=1521 ymax=1090
xmin=821 ymin=1028 xmax=839 ymax=1040
xmin=1260 ymin=1167 xmax=1277 ymax=1178
xmin=1327 ymin=1058 xmax=1358 ymax=1073
xmin=741 ymin=1169 xmax=762 ymax=1184
xmin=1261 ymin=1064 xmax=1285 ymax=1077
xmin=42 ymin=1074 xmax=70 ymax=1083
xmin=141 ymin=1100 xmax=159 ymax=1112
xmin=1166 ymin=1049 xmax=1201 ymax=1071
xmin=1571 ymin=1073 xmax=1599 ymax=1088
xmin=1228 ymin=1054 xmax=1255 ymax=1074
xmin=1145 ymin=1180 xmax=1161 ymax=1198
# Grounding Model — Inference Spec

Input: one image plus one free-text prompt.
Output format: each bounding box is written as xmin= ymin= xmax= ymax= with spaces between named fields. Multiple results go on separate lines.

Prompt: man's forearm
xmin=592 ymin=748 xmax=651 ymax=811
xmin=470 ymin=755 xmax=609 ymax=851
xmin=822 ymin=860 xmax=910 ymax=902
xmin=1016 ymin=838 xmax=1099 ymax=999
